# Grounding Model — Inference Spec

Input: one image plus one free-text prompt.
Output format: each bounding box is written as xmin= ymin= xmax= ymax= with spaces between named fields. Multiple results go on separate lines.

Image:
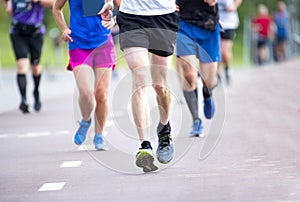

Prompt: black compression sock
xmin=33 ymin=74 xmax=41 ymax=101
xmin=17 ymin=74 xmax=27 ymax=101
xmin=157 ymin=122 xmax=171 ymax=134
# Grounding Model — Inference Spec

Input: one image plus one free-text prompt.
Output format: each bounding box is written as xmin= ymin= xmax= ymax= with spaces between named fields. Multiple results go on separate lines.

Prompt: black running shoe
xmin=33 ymin=91 xmax=42 ymax=112
xmin=19 ymin=101 xmax=29 ymax=114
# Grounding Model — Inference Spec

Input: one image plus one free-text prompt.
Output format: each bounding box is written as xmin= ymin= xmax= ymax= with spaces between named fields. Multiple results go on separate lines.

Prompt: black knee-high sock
xmin=183 ymin=88 xmax=199 ymax=120
xmin=33 ymin=74 xmax=41 ymax=101
xmin=202 ymin=85 xmax=212 ymax=99
xmin=224 ymin=65 xmax=229 ymax=73
xmin=17 ymin=74 xmax=27 ymax=102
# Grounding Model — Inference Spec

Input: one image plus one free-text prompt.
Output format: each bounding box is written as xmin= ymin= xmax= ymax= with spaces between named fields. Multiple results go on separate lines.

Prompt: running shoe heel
xmin=136 ymin=141 xmax=158 ymax=173
xmin=74 ymin=119 xmax=91 ymax=145
xmin=93 ymin=134 xmax=109 ymax=151
xmin=190 ymin=119 xmax=204 ymax=137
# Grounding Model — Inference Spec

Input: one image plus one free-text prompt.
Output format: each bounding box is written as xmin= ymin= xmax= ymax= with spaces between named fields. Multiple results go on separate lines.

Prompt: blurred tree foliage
xmin=238 ymin=0 xmax=300 ymax=32
xmin=1 ymin=0 xmax=299 ymax=37
xmin=0 ymin=1 xmax=70 ymax=31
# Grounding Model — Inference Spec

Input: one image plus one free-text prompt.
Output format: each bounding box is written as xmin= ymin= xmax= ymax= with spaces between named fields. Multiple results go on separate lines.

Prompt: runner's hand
xmin=5 ymin=0 xmax=12 ymax=15
xmin=98 ymin=2 xmax=113 ymax=21
xmin=62 ymin=29 xmax=73 ymax=42
xmin=204 ymin=0 xmax=217 ymax=6
xmin=102 ymin=17 xmax=115 ymax=29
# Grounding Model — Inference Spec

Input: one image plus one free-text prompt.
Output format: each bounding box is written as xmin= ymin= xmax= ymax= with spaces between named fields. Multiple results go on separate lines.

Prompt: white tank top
xmin=218 ymin=0 xmax=240 ymax=30
xmin=119 ymin=0 xmax=176 ymax=16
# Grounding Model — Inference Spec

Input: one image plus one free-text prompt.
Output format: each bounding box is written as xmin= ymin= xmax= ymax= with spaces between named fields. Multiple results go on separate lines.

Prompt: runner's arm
xmin=32 ymin=0 xmax=54 ymax=8
xmin=2 ymin=0 xmax=12 ymax=15
xmin=52 ymin=0 xmax=73 ymax=42
xmin=226 ymin=0 xmax=242 ymax=12
xmin=114 ymin=0 xmax=120 ymax=9
xmin=204 ymin=0 xmax=217 ymax=6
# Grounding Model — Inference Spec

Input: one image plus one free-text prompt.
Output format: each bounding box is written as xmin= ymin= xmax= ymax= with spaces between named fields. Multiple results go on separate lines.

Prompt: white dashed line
xmin=245 ymin=158 xmax=262 ymax=162
xmin=0 ymin=130 xmax=70 ymax=139
xmin=105 ymin=120 xmax=114 ymax=127
xmin=38 ymin=182 xmax=66 ymax=192
xmin=60 ymin=161 xmax=82 ymax=168
xmin=0 ymin=134 xmax=9 ymax=139
xmin=109 ymin=110 xmax=125 ymax=118
xmin=77 ymin=144 xmax=95 ymax=151
xmin=20 ymin=132 xmax=51 ymax=138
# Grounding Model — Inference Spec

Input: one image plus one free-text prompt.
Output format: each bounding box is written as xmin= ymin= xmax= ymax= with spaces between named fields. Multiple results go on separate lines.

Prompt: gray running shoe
xmin=156 ymin=122 xmax=174 ymax=164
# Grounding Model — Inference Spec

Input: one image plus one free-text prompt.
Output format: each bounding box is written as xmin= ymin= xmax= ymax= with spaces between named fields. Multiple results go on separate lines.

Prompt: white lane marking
xmin=55 ymin=130 xmax=70 ymax=135
xmin=0 ymin=130 xmax=70 ymax=139
xmin=245 ymin=158 xmax=262 ymax=162
xmin=38 ymin=182 xmax=66 ymax=192
xmin=105 ymin=120 xmax=114 ymax=127
xmin=60 ymin=161 xmax=82 ymax=168
xmin=20 ymin=132 xmax=51 ymax=138
xmin=77 ymin=145 xmax=95 ymax=151
xmin=109 ymin=110 xmax=125 ymax=118
xmin=0 ymin=134 xmax=9 ymax=139
xmin=265 ymin=170 xmax=280 ymax=174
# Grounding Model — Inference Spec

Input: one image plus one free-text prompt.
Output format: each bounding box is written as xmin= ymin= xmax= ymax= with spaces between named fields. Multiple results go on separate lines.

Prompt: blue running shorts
xmin=176 ymin=20 xmax=221 ymax=63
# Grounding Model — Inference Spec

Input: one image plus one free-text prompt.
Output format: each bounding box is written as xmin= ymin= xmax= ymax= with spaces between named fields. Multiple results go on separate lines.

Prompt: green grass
xmin=232 ymin=32 xmax=244 ymax=67
xmin=0 ymin=31 xmax=15 ymax=68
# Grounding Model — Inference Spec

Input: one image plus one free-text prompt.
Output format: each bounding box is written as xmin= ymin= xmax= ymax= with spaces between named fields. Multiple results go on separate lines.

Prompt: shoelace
xmin=159 ymin=133 xmax=171 ymax=148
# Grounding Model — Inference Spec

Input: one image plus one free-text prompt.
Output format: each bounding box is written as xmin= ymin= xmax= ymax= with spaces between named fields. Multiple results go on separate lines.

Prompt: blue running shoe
xmin=136 ymin=141 xmax=158 ymax=173
xmin=93 ymin=134 xmax=109 ymax=151
xmin=190 ymin=119 xmax=204 ymax=137
xmin=156 ymin=122 xmax=174 ymax=164
xmin=74 ymin=119 xmax=91 ymax=145
xmin=204 ymin=97 xmax=215 ymax=119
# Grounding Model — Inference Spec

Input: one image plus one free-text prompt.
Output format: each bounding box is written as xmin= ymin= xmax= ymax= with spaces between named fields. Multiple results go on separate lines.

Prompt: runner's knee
xmin=95 ymin=87 xmax=108 ymax=104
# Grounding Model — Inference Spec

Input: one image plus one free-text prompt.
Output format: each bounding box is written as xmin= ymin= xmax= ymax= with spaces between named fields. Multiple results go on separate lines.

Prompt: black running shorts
xmin=117 ymin=11 xmax=178 ymax=57
xmin=220 ymin=29 xmax=236 ymax=40
xmin=10 ymin=33 xmax=43 ymax=65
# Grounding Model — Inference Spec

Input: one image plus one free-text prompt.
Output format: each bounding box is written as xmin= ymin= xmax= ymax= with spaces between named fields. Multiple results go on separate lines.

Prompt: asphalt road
xmin=0 ymin=59 xmax=300 ymax=202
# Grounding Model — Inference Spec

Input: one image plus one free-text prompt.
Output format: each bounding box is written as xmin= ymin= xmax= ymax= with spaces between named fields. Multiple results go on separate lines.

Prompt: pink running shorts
xmin=67 ymin=35 xmax=116 ymax=71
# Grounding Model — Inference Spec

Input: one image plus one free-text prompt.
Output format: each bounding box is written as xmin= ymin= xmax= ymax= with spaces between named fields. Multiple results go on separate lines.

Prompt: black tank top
xmin=176 ymin=0 xmax=219 ymax=31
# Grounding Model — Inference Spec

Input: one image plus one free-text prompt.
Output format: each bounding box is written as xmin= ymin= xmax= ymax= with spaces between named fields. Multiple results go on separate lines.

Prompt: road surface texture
xmin=0 ymin=59 xmax=299 ymax=202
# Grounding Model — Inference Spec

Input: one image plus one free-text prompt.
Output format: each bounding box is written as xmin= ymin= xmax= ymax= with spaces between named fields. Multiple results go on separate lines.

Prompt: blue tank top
xmin=69 ymin=0 xmax=110 ymax=50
